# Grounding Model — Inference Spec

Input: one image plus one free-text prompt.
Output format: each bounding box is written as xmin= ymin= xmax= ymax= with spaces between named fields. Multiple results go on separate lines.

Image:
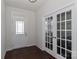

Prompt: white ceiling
xmin=6 ymin=0 xmax=46 ymax=11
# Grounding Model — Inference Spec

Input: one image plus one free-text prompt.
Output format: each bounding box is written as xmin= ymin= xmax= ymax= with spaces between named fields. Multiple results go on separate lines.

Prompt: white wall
xmin=36 ymin=0 xmax=74 ymax=50
xmin=6 ymin=6 xmax=37 ymax=51
xmin=1 ymin=0 xmax=6 ymax=59
xmin=1 ymin=0 xmax=76 ymax=59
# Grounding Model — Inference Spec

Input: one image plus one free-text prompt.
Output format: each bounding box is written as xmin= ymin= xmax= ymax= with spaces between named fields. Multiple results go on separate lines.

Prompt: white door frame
xmin=43 ymin=3 xmax=77 ymax=59
xmin=11 ymin=11 xmax=28 ymax=49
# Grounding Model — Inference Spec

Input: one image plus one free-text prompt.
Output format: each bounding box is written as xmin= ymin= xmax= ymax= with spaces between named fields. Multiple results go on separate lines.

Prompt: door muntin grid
xmin=45 ymin=16 xmax=53 ymax=50
xmin=57 ymin=10 xmax=72 ymax=59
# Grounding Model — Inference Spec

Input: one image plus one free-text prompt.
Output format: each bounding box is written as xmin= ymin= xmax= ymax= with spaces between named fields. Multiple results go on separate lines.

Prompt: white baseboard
xmin=6 ymin=44 xmax=36 ymax=51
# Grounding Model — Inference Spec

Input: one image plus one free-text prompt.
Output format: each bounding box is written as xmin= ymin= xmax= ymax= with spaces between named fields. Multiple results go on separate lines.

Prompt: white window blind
xmin=16 ymin=21 xmax=24 ymax=34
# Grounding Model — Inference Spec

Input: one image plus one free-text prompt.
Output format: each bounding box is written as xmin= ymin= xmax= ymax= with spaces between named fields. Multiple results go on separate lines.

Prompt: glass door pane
xmin=45 ymin=16 xmax=53 ymax=50
xmin=57 ymin=10 xmax=72 ymax=59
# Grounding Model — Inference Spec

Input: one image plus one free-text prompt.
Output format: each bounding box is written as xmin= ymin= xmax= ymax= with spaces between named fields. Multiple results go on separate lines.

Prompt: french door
xmin=44 ymin=4 xmax=77 ymax=59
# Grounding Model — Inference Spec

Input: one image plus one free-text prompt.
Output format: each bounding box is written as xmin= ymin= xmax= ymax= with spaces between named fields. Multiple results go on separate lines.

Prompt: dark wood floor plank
xmin=5 ymin=46 xmax=56 ymax=59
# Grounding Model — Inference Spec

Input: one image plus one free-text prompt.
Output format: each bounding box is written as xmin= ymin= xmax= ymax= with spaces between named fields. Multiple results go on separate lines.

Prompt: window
xmin=16 ymin=21 xmax=24 ymax=34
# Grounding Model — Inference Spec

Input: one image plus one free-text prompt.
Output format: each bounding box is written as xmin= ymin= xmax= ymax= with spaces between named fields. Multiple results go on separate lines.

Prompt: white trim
xmin=6 ymin=44 xmax=36 ymax=51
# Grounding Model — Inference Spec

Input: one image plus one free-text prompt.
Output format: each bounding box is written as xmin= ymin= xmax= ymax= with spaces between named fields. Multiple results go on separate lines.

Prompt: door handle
xmin=25 ymin=32 xmax=27 ymax=36
xmin=52 ymin=36 xmax=56 ymax=39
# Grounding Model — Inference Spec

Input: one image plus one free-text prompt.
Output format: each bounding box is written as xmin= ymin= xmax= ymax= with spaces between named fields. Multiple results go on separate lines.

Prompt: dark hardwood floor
xmin=5 ymin=46 xmax=56 ymax=59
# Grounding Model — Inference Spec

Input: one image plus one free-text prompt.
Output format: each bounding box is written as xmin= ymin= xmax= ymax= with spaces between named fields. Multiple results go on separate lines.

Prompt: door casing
xmin=43 ymin=3 xmax=77 ymax=59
